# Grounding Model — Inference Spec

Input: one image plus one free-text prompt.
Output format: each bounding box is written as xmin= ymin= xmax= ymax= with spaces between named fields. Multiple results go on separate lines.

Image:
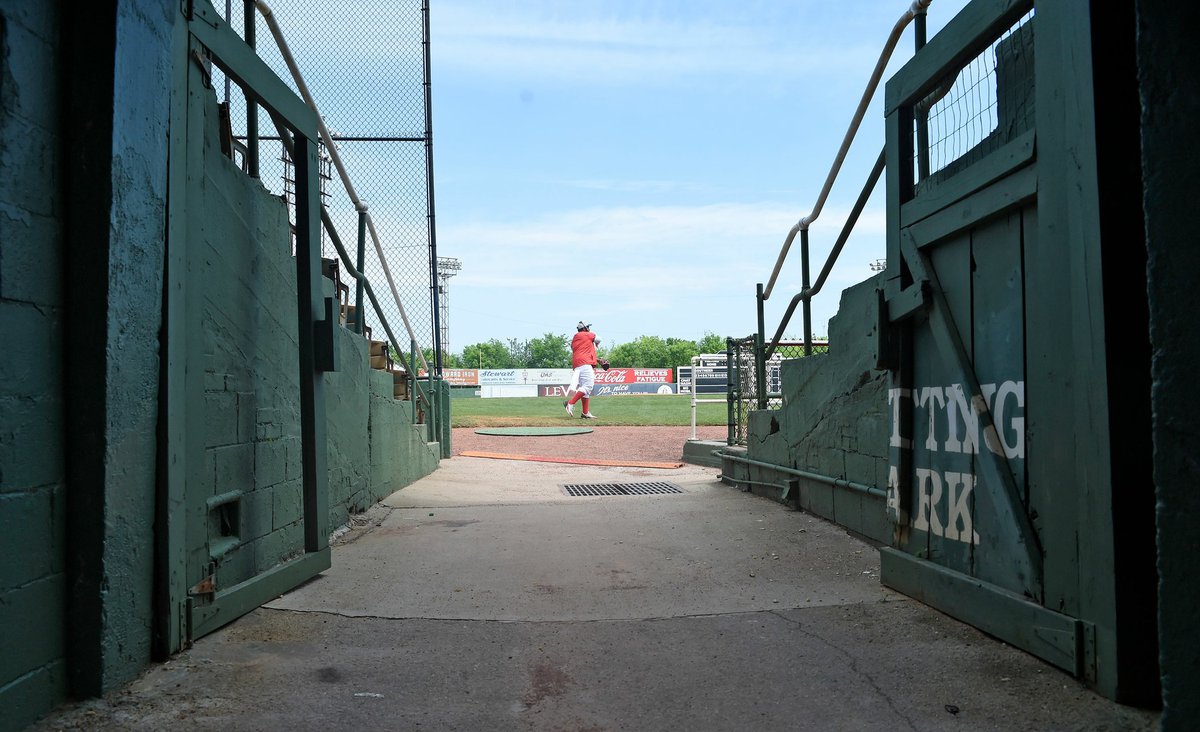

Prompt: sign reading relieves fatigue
xmin=594 ymin=368 xmax=673 ymax=384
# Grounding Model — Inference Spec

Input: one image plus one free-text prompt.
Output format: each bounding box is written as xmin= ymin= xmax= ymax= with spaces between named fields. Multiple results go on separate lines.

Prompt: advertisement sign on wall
xmin=526 ymin=369 xmax=574 ymax=385
xmin=540 ymin=383 xmax=676 ymax=397
xmin=478 ymin=369 xmax=521 ymax=385
xmin=440 ymin=368 xmax=479 ymax=386
xmin=594 ymin=368 xmax=673 ymax=384
xmin=479 ymin=384 xmax=539 ymax=398
xmin=593 ymin=383 xmax=676 ymax=396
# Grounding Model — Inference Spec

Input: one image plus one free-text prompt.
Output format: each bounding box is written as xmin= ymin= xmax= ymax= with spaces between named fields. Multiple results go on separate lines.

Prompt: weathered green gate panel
xmin=879 ymin=0 xmax=1158 ymax=705
xmin=968 ymin=211 xmax=1027 ymax=589
xmin=166 ymin=0 xmax=330 ymax=648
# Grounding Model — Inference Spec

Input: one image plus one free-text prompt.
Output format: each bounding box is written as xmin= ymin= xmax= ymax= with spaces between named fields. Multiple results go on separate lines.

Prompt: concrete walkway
xmin=33 ymin=456 xmax=1159 ymax=731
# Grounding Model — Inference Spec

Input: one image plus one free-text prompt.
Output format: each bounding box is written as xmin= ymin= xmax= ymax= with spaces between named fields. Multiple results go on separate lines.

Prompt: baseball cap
xmin=577 ymin=321 xmax=591 ymax=330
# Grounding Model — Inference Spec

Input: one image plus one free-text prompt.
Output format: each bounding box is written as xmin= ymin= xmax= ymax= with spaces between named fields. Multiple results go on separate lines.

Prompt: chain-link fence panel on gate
xmin=210 ymin=0 xmax=439 ymax=366
xmin=730 ymin=336 xmax=831 ymax=446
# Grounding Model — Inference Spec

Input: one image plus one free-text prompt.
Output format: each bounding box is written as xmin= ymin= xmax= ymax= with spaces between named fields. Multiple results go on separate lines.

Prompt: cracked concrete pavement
xmin=32 ymin=456 xmax=1159 ymax=731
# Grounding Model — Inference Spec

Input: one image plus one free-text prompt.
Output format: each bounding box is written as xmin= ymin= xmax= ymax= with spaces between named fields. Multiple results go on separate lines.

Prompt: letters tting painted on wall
xmin=886 ymin=380 xmax=1025 ymax=546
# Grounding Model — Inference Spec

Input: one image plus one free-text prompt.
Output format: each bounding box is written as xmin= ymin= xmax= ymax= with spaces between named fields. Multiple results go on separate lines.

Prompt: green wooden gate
xmin=161 ymin=0 xmax=331 ymax=652
xmin=876 ymin=0 xmax=1157 ymax=704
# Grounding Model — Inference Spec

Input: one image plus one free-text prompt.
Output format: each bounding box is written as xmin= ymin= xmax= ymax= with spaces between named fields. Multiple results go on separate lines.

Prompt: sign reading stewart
xmin=594 ymin=368 xmax=673 ymax=384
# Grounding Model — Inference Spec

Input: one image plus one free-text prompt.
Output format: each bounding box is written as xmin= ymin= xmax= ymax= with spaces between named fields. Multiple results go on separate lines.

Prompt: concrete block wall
xmin=325 ymin=328 xmax=373 ymax=525
xmin=369 ymin=368 xmax=441 ymax=499
xmin=325 ymin=328 xmax=439 ymax=530
xmin=0 ymin=7 xmax=442 ymax=725
xmin=733 ymin=274 xmax=891 ymax=543
xmin=196 ymin=98 xmax=309 ymax=589
xmin=0 ymin=3 xmax=70 ymax=727
xmin=197 ymin=98 xmax=440 ymax=584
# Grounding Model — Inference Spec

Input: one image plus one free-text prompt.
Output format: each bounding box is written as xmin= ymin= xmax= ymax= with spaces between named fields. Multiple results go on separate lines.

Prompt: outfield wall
xmin=440 ymin=368 xmax=677 ymax=397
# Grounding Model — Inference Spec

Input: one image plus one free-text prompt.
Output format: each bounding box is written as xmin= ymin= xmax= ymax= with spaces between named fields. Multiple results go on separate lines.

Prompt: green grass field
xmin=450 ymin=393 xmax=730 ymax=428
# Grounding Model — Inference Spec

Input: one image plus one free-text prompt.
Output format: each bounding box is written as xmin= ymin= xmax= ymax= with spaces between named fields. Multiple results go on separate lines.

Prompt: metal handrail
xmin=252 ymin=0 xmax=432 ymax=377
xmin=764 ymin=148 xmax=886 ymax=359
xmin=763 ymin=0 xmax=930 ymax=301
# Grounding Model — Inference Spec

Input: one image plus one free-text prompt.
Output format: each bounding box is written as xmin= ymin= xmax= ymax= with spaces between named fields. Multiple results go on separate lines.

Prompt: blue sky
xmin=426 ymin=0 xmax=973 ymax=353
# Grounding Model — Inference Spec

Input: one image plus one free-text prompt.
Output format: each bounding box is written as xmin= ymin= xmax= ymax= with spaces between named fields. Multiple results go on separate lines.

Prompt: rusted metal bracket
xmin=189 ymin=574 xmax=215 ymax=598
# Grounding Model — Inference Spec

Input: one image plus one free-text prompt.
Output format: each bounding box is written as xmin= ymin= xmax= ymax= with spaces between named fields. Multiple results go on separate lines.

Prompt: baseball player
xmin=564 ymin=321 xmax=608 ymax=419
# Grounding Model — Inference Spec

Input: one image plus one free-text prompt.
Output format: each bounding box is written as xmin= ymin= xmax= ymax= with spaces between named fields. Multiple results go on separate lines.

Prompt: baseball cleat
xmin=581 ymin=412 xmax=597 ymax=419
xmin=565 ymin=403 xmax=574 ymax=417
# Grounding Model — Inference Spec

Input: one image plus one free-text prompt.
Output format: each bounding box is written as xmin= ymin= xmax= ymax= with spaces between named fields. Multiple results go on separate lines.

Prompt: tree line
xmin=434 ymin=332 xmax=729 ymax=370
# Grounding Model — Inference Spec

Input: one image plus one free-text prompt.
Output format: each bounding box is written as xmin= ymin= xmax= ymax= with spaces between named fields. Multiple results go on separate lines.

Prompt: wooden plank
xmin=161 ymin=12 xmax=193 ymax=655
xmin=924 ymin=235 xmax=974 ymax=578
xmin=294 ymin=135 xmax=329 ymax=554
xmin=188 ymin=0 xmax=317 ymax=139
xmin=1031 ymin=2 xmax=1114 ymax=693
xmin=881 ymin=548 xmax=1079 ymax=675
xmin=190 ymin=548 xmax=331 ymax=640
xmin=183 ymin=36 xmax=216 ymax=643
xmin=908 ymin=163 xmax=1037 ymax=250
xmin=902 ymin=232 xmax=1042 ymax=598
xmin=901 ymin=130 xmax=1035 ymax=228
xmin=969 ymin=210 xmax=1030 ymax=592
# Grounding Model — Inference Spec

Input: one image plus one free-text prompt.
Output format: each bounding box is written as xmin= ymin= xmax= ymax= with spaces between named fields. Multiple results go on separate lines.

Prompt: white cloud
xmin=431 ymin=3 xmax=888 ymax=88
xmin=438 ymin=199 xmax=886 ymax=311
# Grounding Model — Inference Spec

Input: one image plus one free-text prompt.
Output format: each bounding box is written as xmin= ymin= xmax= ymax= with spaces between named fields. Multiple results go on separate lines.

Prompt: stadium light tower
xmin=436 ymin=257 xmax=462 ymax=356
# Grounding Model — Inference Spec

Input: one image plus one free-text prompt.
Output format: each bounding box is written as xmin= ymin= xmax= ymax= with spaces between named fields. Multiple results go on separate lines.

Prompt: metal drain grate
xmin=561 ymin=481 xmax=685 ymax=497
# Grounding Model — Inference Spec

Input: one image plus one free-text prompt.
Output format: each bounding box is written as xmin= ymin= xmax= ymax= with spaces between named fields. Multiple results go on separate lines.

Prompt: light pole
xmin=436 ymin=256 xmax=462 ymax=358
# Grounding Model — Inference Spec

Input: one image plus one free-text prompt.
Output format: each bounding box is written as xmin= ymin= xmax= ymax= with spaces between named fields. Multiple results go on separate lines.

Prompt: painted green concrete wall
xmin=369 ymin=368 xmax=441 ymax=499
xmin=194 ymin=82 xmax=441 ymax=588
xmin=196 ymin=93 xmax=309 ymax=589
xmin=1139 ymin=0 xmax=1200 ymax=726
xmin=326 ymin=327 xmax=440 ymax=529
xmin=0 ymin=3 xmax=442 ymax=727
xmin=0 ymin=2 xmax=69 ymax=728
xmin=2 ymin=0 xmax=175 ymax=726
xmin=735 ymin=275 xmax=890 ymax=543
xmin=76 ymin=0 xmax=174 ymax=697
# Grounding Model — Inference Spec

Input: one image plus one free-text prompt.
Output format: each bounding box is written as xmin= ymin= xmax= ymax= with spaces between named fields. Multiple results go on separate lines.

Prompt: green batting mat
xmin=474 ymin=426 xmax=594 ymax=436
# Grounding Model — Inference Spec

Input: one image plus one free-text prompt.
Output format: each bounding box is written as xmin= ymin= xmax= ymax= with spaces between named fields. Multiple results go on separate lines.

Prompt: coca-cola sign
xmin=594 ymin=368 xmax=673 ymax=384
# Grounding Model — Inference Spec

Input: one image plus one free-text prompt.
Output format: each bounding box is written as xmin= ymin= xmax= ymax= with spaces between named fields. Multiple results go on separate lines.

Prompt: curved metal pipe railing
xmin=763 ymin=0 xmax=932 ymax=302
xmin=253 ymin=0 xmax=432 ymax=377
xmin=764 ymin=148 xmax=886 ymax=360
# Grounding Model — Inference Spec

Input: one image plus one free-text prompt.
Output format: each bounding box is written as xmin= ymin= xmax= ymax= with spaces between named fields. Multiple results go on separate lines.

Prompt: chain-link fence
xmin=914 ymin=9 xmax=1036 ymax=189
xmin=729 ymin=336 xmax=831 ymax=445
xmin=210 ymin=0 xmax=439 ymax=365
